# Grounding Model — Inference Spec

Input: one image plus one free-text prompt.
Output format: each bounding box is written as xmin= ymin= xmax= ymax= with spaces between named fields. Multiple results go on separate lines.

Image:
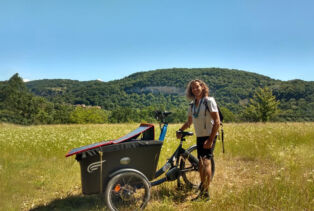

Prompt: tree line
xmin=0 ymin=74 xmax=186 ymax=124
xmin=0 ymin=74 xmax=288 ymax=125
xmin=25 ymin=68 xmax=314 ymax=122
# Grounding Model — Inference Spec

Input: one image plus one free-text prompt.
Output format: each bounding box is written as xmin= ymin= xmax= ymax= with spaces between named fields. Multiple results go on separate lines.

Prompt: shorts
xmin=196 ymin=136 xmax=217 ymax=159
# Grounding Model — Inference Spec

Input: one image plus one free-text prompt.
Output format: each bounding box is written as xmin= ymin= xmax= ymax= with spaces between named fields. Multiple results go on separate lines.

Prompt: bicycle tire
xmin=105 ymin=171 xmax=151 ymax=211
xmin=180 ymin=145 xmax=215 ymax=189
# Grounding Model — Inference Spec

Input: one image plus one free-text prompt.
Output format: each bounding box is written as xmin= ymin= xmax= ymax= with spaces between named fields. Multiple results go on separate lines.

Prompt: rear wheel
xmin=105 ymin=171 xmax=151 ymax=211
xmin=180 ymin=145 xmax=215 ymax=189
xmin=180 ymin=145 xmax=201 ymax=189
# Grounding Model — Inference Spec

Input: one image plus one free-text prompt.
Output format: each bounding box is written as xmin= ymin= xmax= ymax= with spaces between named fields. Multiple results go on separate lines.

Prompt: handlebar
xmin=154 ymin=111 xmax=172 ymax=124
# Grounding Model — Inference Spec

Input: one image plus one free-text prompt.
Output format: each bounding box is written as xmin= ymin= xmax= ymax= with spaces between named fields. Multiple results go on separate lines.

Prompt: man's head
xmin=186 ymin=79 xmax=209 ymax=100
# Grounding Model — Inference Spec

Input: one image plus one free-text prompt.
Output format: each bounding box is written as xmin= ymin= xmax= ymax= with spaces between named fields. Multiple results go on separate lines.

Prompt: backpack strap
xmin=203 ymin=98 xmax=210 ymax=113
xmin=203 ymin=98 xmax=224 ymax=124
xmin=220 ymin=123 xmax=225 ymax=153
xmin=189 ymin=101 xmax=194 ymax=109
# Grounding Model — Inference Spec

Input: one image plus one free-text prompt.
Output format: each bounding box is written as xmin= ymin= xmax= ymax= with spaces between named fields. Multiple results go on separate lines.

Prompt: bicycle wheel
xmin=180 ymin=145 xmax=215 ymax=188
xmin=105 ymin=171 xmax=151 ymax=211
xmin=180 ymin=145 xmax=201 ymax=189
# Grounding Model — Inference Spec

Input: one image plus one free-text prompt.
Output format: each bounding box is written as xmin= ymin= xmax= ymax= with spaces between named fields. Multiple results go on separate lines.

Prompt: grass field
xmin=0 ymin=122 xmax=313 ymax=210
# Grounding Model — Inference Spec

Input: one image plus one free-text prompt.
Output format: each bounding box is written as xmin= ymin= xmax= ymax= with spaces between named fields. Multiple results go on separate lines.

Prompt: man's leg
xmin=202 ymin=137 xmax=216 ymax=191
xmin=192 ymin=157 xmax=211 ymax=201
xmin=201 ymin=158 xmax=212 ymax=192
xmin=198 ymin=159 xmax=205 ymax=191
xmin=197 ymin=138 xmax=205 ymax=189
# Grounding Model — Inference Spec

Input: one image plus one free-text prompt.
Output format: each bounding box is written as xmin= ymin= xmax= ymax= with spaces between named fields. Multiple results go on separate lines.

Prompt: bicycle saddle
xmin=176 ymin=130 xmax=193 ymax=137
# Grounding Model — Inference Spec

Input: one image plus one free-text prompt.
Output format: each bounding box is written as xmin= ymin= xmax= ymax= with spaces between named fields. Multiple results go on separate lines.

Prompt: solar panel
xmin=66 ymin=124 xmax=154 ymax=157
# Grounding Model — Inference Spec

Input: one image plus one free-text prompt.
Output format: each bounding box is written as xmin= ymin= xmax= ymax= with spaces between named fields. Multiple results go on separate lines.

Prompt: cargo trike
xmin=66 ymin=111 xmax=215 ymax=210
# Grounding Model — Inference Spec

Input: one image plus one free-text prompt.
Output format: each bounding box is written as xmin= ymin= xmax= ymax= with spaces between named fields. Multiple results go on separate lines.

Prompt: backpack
xmin=191 ymin=98 xmax=225 ymax=153
xmin=203 ymin=98 xmax=224 ymax=124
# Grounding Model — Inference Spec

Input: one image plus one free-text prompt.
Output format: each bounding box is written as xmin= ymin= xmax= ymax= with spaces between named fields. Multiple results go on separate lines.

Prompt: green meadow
xmin=0 ymin=123 xmax=313 ymax=210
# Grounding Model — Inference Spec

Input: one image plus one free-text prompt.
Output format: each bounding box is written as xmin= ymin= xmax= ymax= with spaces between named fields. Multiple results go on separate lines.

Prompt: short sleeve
xmin=207 ymin=97 xmax=218 ymax=113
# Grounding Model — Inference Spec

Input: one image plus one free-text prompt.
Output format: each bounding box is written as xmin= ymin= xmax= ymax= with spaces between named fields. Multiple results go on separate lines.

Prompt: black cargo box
xmin=66 ymin=124 xmax=162 ymax=195
xmin=77 ymin=140 xmax=162 ymax=194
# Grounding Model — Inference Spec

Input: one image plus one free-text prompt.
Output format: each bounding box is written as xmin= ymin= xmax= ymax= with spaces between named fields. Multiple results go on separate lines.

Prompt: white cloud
xmin=23 ymin=78 xmax=31 ymax=82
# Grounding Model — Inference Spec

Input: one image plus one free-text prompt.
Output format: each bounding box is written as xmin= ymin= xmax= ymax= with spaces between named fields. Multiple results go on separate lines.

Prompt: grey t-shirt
xmin=188 ymin=97 xmax=219 ymax=137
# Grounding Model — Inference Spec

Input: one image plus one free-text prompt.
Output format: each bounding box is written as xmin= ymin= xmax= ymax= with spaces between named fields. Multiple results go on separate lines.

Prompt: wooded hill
xmin=25 ymin=68 xmax=314 ymax=122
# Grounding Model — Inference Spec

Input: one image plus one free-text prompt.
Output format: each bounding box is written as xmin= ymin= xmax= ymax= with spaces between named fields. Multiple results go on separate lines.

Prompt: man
xmin=177 ymin=79 xmax=220 ymax=201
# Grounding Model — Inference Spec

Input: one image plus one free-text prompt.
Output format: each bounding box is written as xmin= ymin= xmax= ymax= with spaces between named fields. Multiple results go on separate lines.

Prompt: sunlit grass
xmin=0 ymin=122 xmax=313 ymax=210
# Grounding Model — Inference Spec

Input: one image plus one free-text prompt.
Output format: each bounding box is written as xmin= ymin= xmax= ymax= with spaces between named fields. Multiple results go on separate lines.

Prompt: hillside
xmin=25 ymin=68 xmax=314 ymax=121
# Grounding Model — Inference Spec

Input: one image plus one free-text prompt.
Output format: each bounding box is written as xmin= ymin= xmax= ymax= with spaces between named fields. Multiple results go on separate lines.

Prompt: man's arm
xmin=176 ymin=116 xmax=192 ymax=139
xmin=204 ymin=112 xmax=220 ymax=149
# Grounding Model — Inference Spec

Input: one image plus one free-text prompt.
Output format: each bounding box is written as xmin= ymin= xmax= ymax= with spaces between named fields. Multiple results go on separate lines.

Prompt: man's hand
xmin=176 ymin=130 xmax=182 ymax=139
xmin=203 ymin=139 xmax=213 ymax=149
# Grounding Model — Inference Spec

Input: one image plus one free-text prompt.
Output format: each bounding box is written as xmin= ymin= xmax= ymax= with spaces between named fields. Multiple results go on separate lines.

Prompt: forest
xmin=1 ymin=68 xmax=313 ymax=125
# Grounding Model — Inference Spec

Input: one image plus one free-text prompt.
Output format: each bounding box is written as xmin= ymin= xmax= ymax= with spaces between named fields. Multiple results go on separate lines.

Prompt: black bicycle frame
xmin=150 ymin=123 xmax=199 ymax=187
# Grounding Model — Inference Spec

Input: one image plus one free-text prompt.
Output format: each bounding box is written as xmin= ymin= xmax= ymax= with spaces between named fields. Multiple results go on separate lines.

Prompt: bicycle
xmin=105 ymin=111 xmax=215 ymax=210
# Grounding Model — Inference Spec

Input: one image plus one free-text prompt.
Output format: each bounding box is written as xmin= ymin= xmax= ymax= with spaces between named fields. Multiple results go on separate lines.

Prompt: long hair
xmin=186 ymin=79 xmax=210 ymax=100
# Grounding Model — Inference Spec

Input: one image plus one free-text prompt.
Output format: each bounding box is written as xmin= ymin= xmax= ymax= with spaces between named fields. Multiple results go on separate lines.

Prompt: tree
xmin=219 ymin=106 xmax=237 ymax=122
xmin=0 ymin=73 xmax=35 ymax=124
xmin=0 ymin=73 xmax=75 ymax=125
xmin=242 ymin=87 xmax=280 ymax=122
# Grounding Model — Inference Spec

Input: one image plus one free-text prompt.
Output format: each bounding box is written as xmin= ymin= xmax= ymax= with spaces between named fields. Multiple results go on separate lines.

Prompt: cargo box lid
xmin=66 ymin=123 xmax=154 ymax=157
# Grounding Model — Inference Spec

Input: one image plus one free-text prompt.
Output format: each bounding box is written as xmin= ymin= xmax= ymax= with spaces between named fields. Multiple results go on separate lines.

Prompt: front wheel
xmin=105 ymin=171 xmax=151 ymax=211
xmin=180 ymin=145 xmax=215 ymax=189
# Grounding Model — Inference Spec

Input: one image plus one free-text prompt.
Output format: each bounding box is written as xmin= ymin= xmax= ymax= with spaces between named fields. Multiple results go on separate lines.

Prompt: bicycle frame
xmin=150 ymin=120 xmax=199 ymax=187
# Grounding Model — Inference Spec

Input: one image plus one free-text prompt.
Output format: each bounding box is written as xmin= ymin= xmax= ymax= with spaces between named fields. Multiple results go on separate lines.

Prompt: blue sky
xmin=1 ymin=0 xmax=313 ymax=82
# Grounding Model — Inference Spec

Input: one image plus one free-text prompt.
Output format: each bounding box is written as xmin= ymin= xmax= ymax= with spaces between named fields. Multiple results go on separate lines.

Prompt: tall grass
xmin=0 ymin=122 xmax=313 ymax=210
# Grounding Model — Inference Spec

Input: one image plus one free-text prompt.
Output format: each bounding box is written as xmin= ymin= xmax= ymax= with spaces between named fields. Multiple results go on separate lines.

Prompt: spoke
xmin=106 ymin=173 xmax=150 ymax=211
